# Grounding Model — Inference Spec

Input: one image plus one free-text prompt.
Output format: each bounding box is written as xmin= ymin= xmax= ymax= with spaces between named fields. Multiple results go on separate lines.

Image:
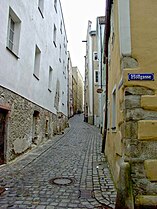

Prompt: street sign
xmin=128 ymin=73 xmax=154 ymax=81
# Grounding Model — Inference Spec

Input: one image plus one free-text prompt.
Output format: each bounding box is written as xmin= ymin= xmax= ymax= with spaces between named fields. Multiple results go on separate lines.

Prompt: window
xmin=7 ymin=7 xmax=21 ymax=57
xmin=59 ymin=44 xmax=61 ymax=62
xmin=45 ymin=119 xmax=49 ymax=135
xmin=48 ymin=66 xmax=53 ymax=91
xmin=33 ymin=45 xmax=41 ymax=79
xmin=54 ymin=0 xmax=57 ymax=12
xmin=63 ymin=36 xmax=66 ymax=48
xmin=107 ymin=101 xmax=110 ymax=130
xmin=53 ymin=24 xmax=57 ymax=47
xmin=60 ymin=21 xmax=62 ymax=34
xmin=38 ymin=0 xmax=44 ymax=17
xmin=95 ymin=71 xmax=98 ymax=83
xmin=93 ymin=52 xmax=98 ymax=61
xmin=111 ymin=87 xmax=116 ymax=130
xmin=32 ymin=110 xmax=40 ymax=143
xmin=111 ymin=4 xmax=115 ymax=46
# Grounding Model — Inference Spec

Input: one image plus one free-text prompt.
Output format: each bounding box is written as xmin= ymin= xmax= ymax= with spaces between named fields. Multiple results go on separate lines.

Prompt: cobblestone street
xmin=0 ymin=115 xmax=117 ymax=209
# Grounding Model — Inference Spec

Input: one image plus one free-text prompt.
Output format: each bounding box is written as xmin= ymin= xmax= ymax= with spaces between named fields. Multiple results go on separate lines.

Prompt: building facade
xmin=96 ymin=16 xmax=106 ymax=132
xmin=67 ymin=51 xmax=73 ymax=118
xmin=0 ymin=0 xmax=68 ymax=164
xmin=84 ymin=21 xmax=99 ymax=125
xmin=104 ymin=0 xmax=157 ymax=208
xmin=72 ymin=67 xmax=84 ymax=114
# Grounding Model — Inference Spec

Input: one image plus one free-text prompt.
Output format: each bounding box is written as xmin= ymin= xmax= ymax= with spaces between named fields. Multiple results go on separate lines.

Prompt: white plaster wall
xmin=0 ymin=0 xmax=68 ymax=116
xmin=96 ymin=19 xmax=105 ymax=129
xmin=88 ymin=33 xmax=93 ymax=117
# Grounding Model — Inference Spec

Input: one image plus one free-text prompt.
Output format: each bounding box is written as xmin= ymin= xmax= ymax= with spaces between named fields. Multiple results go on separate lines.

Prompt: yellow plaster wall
xmin=105 ymin=0 xmax=123 ymax=182
xmin=123 ymin=0 xmax=157 ymax=90
xmin=130 ymin=0 xmax=157 ymax=71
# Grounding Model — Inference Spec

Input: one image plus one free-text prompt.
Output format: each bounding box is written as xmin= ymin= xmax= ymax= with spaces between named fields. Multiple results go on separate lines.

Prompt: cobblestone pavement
xmin=0 ymin=115 xmax=117 ymax=209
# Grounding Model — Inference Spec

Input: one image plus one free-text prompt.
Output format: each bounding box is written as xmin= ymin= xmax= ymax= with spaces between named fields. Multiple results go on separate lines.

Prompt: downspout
xmin=100 ymin=23 xmax=103 ymax=133
xmin=100 ymin=24 xmax=103 ymax=89
xmin=92 ymin=37 xmax=95 ymax=125
xmin=101 ymin=0 xmax=112 ymax=153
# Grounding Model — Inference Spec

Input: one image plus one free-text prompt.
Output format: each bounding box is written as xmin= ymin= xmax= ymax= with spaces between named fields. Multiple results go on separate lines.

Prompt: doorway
xmin=32 ymin=110 xmax=39 ymax=144
xmin=0 ymin=109 xmax=7 ymax=164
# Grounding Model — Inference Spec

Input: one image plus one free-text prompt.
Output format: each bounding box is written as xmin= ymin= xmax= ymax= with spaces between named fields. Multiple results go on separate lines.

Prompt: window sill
xmin=6 ymin=47 xmax=19 ymax=59
xmin=38 ymin=7 xmax=44 ymax=18
xmin=33 ymin=73 xmax=39 ymax=80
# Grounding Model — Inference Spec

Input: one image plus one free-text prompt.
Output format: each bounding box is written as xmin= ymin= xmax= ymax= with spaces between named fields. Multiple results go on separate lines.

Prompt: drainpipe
xmin=102 ymin=56 xmax=108 ymax=153
xmin=92 ymin=47 xmax=95 ymax=125
xmin=100 ymin=24 xmax=103 ymax=89
xmin=100 ymin=23 xmax=103 ymax=133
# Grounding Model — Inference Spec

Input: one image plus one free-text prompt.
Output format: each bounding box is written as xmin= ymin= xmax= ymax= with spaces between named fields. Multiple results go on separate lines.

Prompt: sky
xmin=61 ymin=0 xmax=106 ymax=79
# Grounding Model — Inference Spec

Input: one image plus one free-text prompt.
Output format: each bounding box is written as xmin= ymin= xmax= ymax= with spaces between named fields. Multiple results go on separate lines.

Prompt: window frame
xmin=48 ymin=66 xmax=53 ymax=92
xmin=95 ymin=71 xmax=99 ymax=83
xmin=38 ymin=0 xmax=44 ymax=18
xmin=53 ymin=24 xmax=57 ymax=47
xmin=6 ymin=7 xmax=21 ymax=58
xmin=54 ymin=0 xmax=57 ymax=13
xmin=93 ymin=51 xmax=98 ymax=61
xmin=59 ymin=44 xmax=61 ymax=62
xmin=60 ymin=21 xmax=62 ymax=34
xmin=33 ymin=45 xmax=41 ymax=80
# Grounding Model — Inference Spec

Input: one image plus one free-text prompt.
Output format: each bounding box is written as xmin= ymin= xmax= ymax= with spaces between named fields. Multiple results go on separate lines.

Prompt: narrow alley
xmin=0 ymin=115 xmax=116 ymax=209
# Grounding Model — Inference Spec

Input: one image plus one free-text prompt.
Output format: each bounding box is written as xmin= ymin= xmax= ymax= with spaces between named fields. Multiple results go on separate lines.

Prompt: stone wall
xmin=120 ymin=86 xmax=157 ymax=207
xmin=0 ymin=86 xmax=68 ymax=163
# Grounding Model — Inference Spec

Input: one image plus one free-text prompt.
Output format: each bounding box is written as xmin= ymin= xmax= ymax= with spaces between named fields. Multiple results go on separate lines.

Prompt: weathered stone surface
xmin=126 ymin=108 xmax=157 ymax=121
xmin=125 ymin=121 xmax=138 ymax=139
xmin=144 ymin=160 xmax=157 ymax=181
xmin=125 ymin=95 xmax=141 ymax=109
xmin=123 ymin=139 xmax=139 ymax=158
xmin=121 ymin=56 xmax=138 ymax=70
xmin=124 ymin=141 xmax=157 ymax=160
xmin=131 ymin=163 xmax=157 ymax=196
xmin=125 ymin=87 xmax=154 ymax=96
xmin=13 ymin=137 xmax=30 ymax=154
xmin=131 ymin=163 xmax=148 ymax=196
xmin=0 ymin=86 xmax=68 ymax=162
xmin=115 ymin=162 xmax=134 ymax=209
xmin=122 ymin=85 xmax=157 ymax=202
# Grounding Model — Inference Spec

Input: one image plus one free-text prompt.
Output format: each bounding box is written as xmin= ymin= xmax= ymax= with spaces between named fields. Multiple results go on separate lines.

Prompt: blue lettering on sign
xmin=128 ymin=73 xmax=154 ymax=81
